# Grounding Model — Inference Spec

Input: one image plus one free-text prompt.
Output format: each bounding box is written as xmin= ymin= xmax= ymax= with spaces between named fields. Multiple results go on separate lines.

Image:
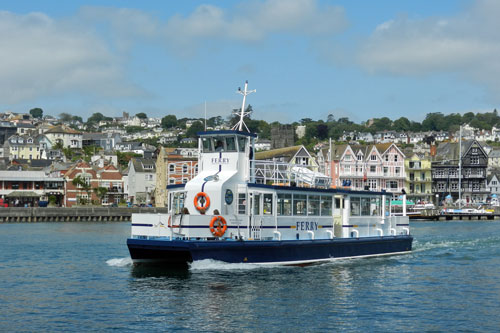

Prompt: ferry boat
xmin=127 ymin=82 xmax=413 ymax=266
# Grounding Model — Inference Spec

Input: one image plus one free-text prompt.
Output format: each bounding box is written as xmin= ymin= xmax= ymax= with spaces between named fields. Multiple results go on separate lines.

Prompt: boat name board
xmin=211 ymin=157 xmax=230 ymax=165
xmin=296 ymin=221 xmax=320 ymax=231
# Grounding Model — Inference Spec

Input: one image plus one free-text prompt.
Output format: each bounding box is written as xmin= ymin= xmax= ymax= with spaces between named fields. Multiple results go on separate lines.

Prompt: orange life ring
xmin=194 ymin=192 xmax=210 ymax=212
xmin=209 ymin=216 xmax=227 ymax=237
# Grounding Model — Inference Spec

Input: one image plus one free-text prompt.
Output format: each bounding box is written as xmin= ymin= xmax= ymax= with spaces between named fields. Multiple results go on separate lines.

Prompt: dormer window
xmin=357 ymin=154 xmax=362 ymax=161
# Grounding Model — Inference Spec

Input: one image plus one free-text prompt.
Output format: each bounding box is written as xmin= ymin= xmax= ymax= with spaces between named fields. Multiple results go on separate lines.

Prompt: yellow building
xmin=405 ymin=153 xmax=433 ymax=204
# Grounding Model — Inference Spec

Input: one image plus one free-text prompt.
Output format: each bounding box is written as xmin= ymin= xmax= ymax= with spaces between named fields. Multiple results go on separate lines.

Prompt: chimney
xmin=430 ymin=144 xmax=437 ymax=157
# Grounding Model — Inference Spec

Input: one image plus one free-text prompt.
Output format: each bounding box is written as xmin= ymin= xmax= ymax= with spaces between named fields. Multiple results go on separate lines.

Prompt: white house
xmin=126 ymin=158 xmax=156 ymax=204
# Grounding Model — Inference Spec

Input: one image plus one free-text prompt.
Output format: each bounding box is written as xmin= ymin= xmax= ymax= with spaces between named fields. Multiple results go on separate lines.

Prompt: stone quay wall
xmin=0 ymin=207 xmax=170 ymax=222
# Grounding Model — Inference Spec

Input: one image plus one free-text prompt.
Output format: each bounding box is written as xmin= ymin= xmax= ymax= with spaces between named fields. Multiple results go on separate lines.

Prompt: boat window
xmin=308 ymin=195 xmax=320 ymax=216
xmin=238 ymin=136 xmax=246 ymax=152
xmin=171 ymin=192 xmax=185 ymax=214
xmin=320 ymin=196 xmax=332 ymax=216
xmin=253 ymin=193 xmax=261 ymax=215
xmin=225 ymin=136 xmax=237 ymax=152
xmin=202 ymin=137 xmax=213 ymax=153
xmin=238 ymin=193 xmax=247 ymax=215
xmin=361 ymin=197 xmax=371 ymax=216
xmin=277 ymin=193 xmax=292 ymax=216
xmin=350 ymin=197 xmax=361 ymax=216
xmin=214 ymin=138 xmax=224 ymax=152
xmin=263 ymin=194 xmax=273 ymax=215
xmin=293 ymin=194 xmax=307 ymax=216
xmin=370 ymin=197 xmax=381 ymax=216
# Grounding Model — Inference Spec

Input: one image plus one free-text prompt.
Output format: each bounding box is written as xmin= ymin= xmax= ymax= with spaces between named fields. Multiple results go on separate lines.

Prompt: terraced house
xmin=432 ymin=140 xmax=489 ymax=204
xmin=332 ymin=143 xmax=406 ymax=193
xmin=405 ymin=153 xmax=433 ymax=204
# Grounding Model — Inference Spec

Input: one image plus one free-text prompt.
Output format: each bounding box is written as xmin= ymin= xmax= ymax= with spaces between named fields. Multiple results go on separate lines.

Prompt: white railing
xmin=252 ymin=160 xmax=331 ymax=188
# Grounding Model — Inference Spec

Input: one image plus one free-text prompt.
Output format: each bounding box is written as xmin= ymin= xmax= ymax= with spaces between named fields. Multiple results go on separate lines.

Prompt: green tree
xmin=161 ymin=115 xmax=178 ymax=129
xmin=393 ymin=117 xmax=411 ymax=132
xmin=72 ymin=115 xmax=83 ymax=123
xmin=59 ymin=112 xmax=73 ymax=122
xmin=29 ymin=107 xmax=43 ymax=119
xmin=93 ymin=187 xmax=108 ymax=205
xmin=136 ymin=112 xmax=147 ymax=119
xmin=72 ymin=175 xmax=91 ymax=205
xmin=186 ymin=121 xmax=205 ymax=138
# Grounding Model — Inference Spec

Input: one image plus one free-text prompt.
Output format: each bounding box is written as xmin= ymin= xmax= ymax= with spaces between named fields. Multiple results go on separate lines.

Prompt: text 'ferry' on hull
xmin=127 ymin=81 xmax=413 ymax=266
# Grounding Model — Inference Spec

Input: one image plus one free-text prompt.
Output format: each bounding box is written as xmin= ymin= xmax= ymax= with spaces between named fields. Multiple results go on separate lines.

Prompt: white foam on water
xmin=106 ymin=257 xmax=133 ymax=267
xmin=189 ymin=259 xmax=278 ymax=271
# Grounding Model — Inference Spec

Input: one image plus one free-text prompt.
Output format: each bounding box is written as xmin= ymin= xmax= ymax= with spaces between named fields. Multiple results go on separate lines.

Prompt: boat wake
xmin=106 ymin=257 xmax=133 ymax=267
xmin=189 ymin=259 xmax=281 ymax=271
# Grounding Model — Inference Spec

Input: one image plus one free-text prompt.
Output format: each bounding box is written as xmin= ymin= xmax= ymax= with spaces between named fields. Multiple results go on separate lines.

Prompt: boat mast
xmin=458 ymin=125 xmax=462 ymax=209
xmin=232 ymin=80 xmax=256 ymax=132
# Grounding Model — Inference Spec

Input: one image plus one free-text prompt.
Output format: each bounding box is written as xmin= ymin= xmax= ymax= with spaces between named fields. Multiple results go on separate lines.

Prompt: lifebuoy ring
xmin=209 ymin=216 xmax=227 ymax=237
xmin=194 ymin=192 xmax=210 ymax=212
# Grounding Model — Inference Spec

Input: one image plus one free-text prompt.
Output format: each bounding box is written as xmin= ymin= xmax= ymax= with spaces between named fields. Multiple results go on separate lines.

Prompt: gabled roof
xmin=255 ymin=145 xmax=302 ymax=161
xmin=45 ymin=125 xmax=82 ymax=135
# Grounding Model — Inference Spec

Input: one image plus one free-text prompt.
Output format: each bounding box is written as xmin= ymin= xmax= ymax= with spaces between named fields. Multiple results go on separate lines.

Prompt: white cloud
xmin=0 ymin=11 xmax=143 ymax=104
xmin=163 ymin=0 xmax=347 ymax=54
xmin=357 ymin=0 xmax=500 ymax=97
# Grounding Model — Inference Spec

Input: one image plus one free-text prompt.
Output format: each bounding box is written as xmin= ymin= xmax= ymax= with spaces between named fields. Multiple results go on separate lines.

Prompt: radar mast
xmin=232 ymin=80 xmax=256 ymax=132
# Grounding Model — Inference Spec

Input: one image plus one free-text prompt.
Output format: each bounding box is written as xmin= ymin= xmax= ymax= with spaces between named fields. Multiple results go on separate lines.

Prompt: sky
xmin=1 ymin=0 xmax=499 ymax=124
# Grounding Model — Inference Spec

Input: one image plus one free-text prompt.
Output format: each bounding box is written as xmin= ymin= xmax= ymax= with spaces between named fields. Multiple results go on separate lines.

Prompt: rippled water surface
xmin=1 ymin=221 xmax=500 ymax=332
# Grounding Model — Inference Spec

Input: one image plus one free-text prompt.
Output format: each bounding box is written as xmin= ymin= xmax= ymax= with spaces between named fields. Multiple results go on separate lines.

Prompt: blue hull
xmin=127 ymin=235 xmax=413 ymax=266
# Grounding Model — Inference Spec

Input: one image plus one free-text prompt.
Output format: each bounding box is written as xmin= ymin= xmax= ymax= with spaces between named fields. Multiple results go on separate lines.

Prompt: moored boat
xmin=127 ymin=82 xmax=413 ymax=266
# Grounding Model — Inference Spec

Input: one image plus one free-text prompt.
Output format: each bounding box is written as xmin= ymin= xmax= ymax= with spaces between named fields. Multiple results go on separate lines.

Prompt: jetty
xmin=0 ymin=207 xmax=169 ymax=223
xmin=409 ymin=209 xmax=500 ymax=221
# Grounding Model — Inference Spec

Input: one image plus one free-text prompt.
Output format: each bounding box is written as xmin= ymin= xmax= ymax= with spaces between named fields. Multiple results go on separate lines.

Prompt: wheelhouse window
xmin=277 ymin=193 xmax=292 ymax=216
xmin=238 ymin=137 xmax=246 ymax=152
xmin=293 ymin=194 xmax=307 ymax=216
xmin=225 ymin=136 xmax=237 ymax=152
xmin=202 ymin=137 xmax=213 ymax=153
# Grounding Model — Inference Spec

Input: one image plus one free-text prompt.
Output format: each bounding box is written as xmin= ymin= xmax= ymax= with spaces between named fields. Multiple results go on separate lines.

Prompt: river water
xmin=1 ymin=220 xmax=499 ymax=332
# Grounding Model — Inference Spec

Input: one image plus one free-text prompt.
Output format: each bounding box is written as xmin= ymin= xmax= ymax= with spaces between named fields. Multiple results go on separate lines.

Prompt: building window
xmin=182 ymin=164 xmax=188 ymax=173
xmin=471 ymin=156 xmax=479 ymax=165
xmin=370 ymin=155 xmax=377 ymax=161
xmin=169 ymin=164 xmax=175 ymax=172
xmin=394 ymin=155 xmax=398 ymax=162
xmin=370 ymin=165 xmax=376 ymax=173
xmin=357 ymin=154 xmax=362 ymax=161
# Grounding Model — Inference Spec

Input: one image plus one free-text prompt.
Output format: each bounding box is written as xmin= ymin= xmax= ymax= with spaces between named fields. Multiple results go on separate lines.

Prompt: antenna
xmin=232 ymin=80 xmax=256 ymax=132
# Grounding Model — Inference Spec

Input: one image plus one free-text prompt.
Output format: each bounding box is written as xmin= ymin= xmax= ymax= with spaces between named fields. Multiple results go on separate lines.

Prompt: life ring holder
xmin=209 ymin=216 xmax=227 ymax=237
xmin=194 ymin=192 xmax=210 ymax=212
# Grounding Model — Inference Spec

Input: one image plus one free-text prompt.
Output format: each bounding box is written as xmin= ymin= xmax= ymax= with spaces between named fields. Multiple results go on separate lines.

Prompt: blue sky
xmin=0 ymin=0 xmax=498 ymax=124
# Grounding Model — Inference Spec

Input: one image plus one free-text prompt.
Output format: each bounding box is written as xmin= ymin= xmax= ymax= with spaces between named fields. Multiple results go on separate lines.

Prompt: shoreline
xmin=0 ymin=207 xmax=169 ymax=223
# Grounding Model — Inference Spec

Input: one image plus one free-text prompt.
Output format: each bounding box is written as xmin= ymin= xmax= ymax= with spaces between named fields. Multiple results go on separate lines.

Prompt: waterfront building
xmin=325 ymin=143 xmax=406 ymax=193
xmin=63 ymin=161 xmax=125 ymax=207
xmin=155 ymin=147 xmax=198 ymax=207
xmin=126 ymin=158 xmax=156 ymax=205
xmin=0 ymin=170 xmax=64 ymax=207
xmin=432 ymin=140 xmax=489 ymax=204
xmin=405 ymin=153 xmax=433 ymax=204
xmin=4 ymin=134 xmax=49 ymax=161
xmin=486 ymin=170 xmax=500 ymax=200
